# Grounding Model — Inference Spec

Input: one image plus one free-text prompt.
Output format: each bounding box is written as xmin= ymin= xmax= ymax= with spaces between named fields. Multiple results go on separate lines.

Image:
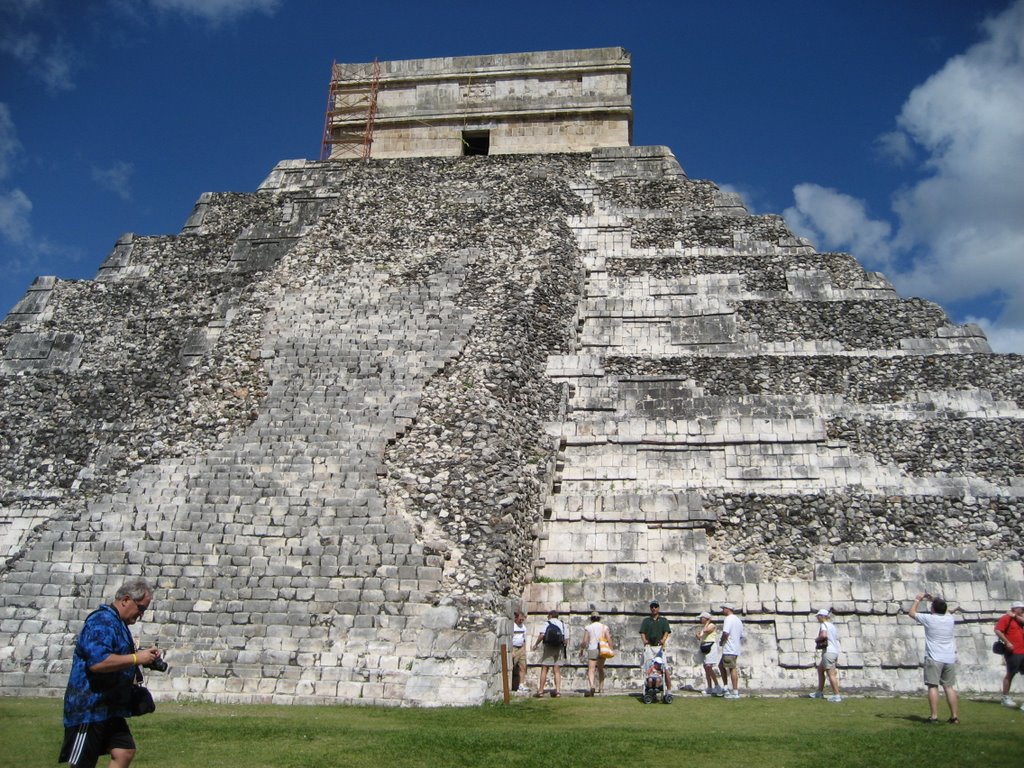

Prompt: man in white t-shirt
xmin=909 ymin=593 xmax=960 ymax=723
xmin=510 ymin=610 xmax=529 ymax=692
xmin=718 ymin=603 xmax=744 ymax=698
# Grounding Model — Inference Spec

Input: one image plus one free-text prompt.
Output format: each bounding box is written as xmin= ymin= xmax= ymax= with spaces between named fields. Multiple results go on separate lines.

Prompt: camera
xmin=147 ymin=655 xmax=169 ymax=673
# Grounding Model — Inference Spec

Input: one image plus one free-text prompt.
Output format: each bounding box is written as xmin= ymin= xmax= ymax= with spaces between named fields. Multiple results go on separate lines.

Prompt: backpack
xmin=543 ymin=621 xmax=565 ymax=647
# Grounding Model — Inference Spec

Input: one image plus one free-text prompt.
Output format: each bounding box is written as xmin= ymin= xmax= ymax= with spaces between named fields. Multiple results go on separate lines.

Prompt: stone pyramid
xmin=2 ymin=49 xmax=1022 ymax=706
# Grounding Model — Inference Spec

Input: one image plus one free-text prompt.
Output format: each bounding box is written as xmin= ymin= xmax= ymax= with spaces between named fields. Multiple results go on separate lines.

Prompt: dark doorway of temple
xmin=462 ymin=130 xmax=490 ymax=155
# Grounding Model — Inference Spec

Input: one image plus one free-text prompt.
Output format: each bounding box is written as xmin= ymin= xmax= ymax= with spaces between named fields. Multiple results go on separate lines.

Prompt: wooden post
xmin=500 ymin=642 xmax=511 ymax=704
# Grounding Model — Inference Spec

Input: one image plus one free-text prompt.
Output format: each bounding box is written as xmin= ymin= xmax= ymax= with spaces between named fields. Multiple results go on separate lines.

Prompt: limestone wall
xmin=523 ymin=146 xmax=1024 ymax=696
xmin=1 ymin=145 xmax=1022 ymax=706
xmin=364 ymin=118 xmax=630 ymax=159
xmin=0 ymin=154 xmax=589 ymax=705
xmin=327 ymin=48 xmax=632 ymax=158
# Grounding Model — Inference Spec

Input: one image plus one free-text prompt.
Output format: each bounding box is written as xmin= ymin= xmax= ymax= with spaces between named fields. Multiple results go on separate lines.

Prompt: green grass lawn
xmin=4 ymin=693 xmax=1023 ymax=768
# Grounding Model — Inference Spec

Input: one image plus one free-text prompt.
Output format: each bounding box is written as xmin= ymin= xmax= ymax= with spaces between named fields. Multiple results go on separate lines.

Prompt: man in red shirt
xmin=995 ymin=601 xmax=1024 ymax=709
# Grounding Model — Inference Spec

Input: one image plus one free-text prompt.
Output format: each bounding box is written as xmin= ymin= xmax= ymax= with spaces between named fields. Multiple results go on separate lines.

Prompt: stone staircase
xmin=523 ymin=146 xmax=1024 ymax=695
xmin=0 ymin=153 xmax=590 ymax=705
xmin=1 ymin=147 xmax=1021 ymax=705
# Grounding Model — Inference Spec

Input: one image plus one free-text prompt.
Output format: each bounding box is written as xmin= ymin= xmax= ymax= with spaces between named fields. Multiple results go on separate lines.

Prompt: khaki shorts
xmin=511 ymin=644 xmax=526 ymax=666
xmin=818 ymin=651 xmax=839 ymax=670
xmin=923 ymin=657 xmax=957 ymax=687
xmin=721 ymin=654 xmax=739 ymax=670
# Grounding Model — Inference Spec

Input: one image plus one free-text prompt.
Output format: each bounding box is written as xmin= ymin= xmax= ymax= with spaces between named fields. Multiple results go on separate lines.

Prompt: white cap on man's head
xmin=698 ymin=611 xmax=712 ymax=620
xmin=1011 ymin=601 xmax=1024 ymax=610
xmin=816 ymin=608 xmax=831 ymax=617
xmin=721 ymin=603 xmax=735 ymax=611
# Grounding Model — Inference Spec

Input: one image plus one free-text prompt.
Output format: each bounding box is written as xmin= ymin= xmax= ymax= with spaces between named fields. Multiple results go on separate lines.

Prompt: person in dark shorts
xmin=59 ymin=578 xmax=162 ymax=768
xmin=995 ymin=600 xmax=1024 ymax=709
xmin=533 ymin=609 xmax=567 ymax=697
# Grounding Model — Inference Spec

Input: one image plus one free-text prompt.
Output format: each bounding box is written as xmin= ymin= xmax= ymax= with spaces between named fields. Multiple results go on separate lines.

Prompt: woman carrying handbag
xmin=580 ymin=612 xmax=614 ymax=696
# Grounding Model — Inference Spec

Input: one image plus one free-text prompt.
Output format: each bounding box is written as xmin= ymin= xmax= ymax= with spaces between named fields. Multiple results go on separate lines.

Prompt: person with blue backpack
xmin=533 ymin=609 xmax=567 ymax=697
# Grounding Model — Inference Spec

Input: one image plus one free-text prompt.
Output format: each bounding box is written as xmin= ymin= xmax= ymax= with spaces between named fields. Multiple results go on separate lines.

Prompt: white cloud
xmin=0 ymin=188 xmax=33 ymax=244
xmin=0 ymin=19 xmax=75 ymax=93
xmin=0 ymin=185 xmax=76 ymax=282
xmin=37 ymin=37 xmax=73 ymax=92
xmin=0 ymin=103 xmax=22 ymax=180
xmin=2 ymin=0 xmax=276 ymax=94
xmin=0 ymin=29 xmax=39 ymax=61
xmin=783 ymin=0 xmax=1024 ymax=355
xmin=92 ymin=160 xmax=135 ymax=201
xmin=875 ymin=130 xmax=915 ymax=166
xmin=784 ymin=183 xmax=894 ymax=267
xmin=968 ymin=316 xmax=1024 ymax=354
xmin=149 ymin=0 xmax=281 ymax=25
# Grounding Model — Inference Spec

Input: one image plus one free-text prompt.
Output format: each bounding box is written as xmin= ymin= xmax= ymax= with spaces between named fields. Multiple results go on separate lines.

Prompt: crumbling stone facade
xmin=1 ymin=84 xmax=1022 ymax=704
xmin=1 ymin=154 xmax=590 ymax=705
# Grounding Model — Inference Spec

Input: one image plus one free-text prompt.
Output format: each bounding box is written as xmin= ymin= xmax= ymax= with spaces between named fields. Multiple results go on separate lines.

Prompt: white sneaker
xmin=725 ymin=690 xmax=742 ymax=699
xmin=828 ymin=695 xmax=843 ymax=703
xmin=1020 ymin=702 xmax=1024 ymax=712
xmin=712 ymin=686 xmax=727 ymax=696
xmin=807 ymin=691 xmax=824 ymax=699
xmin=1002 ymin=695 xmax=1017 ymax=708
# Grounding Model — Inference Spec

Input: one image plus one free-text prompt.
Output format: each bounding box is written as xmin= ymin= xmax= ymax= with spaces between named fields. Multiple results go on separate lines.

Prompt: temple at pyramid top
xmin=321 ymin=47 xmax=633 ymax=160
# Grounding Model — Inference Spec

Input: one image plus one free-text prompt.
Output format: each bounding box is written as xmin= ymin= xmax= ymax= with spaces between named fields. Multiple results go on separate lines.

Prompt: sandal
xmin=947 ymin=717 xmax=960 ymax=724
xmin=926 ymin=717 xmax=939 ymax=724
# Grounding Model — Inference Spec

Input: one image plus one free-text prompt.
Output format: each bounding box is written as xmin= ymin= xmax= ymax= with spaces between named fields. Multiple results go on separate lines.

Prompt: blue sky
xmin=2 ymin=0 xmax=1022 ymax=351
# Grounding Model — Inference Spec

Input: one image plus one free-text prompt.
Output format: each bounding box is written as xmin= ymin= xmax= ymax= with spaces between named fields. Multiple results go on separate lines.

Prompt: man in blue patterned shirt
xmin=59 ymin=578 xmax=162 ymax=768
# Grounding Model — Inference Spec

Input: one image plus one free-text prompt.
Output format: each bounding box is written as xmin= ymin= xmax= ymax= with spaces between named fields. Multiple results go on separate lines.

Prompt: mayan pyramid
xmin=1 ymin=48 xmax=1022 ymax=706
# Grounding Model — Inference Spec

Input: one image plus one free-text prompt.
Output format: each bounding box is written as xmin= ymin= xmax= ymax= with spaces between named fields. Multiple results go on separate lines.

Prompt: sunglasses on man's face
xmin=130 ymin=597 xmax=150 ymax=614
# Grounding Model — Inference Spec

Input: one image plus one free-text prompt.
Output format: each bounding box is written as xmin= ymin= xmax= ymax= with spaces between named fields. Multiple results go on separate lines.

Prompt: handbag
xmin=993 ymin=640 xmax=1008 ymax=655
xmin=129 ymin=685 xmax=156 ymax=716
xmin=699 ymin=641 xmax=714 ymax=655
xmin=598 ymin=638 xmax=615 ymax=659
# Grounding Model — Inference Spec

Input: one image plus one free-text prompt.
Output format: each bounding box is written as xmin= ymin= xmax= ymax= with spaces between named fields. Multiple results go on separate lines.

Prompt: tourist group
xmin=509 ymin=597 xmax=1024 ymax=725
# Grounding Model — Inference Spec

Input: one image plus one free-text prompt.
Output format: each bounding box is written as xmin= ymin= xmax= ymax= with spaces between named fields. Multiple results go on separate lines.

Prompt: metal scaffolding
xmin=320 ymin=59 xmax=380 ymax=161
